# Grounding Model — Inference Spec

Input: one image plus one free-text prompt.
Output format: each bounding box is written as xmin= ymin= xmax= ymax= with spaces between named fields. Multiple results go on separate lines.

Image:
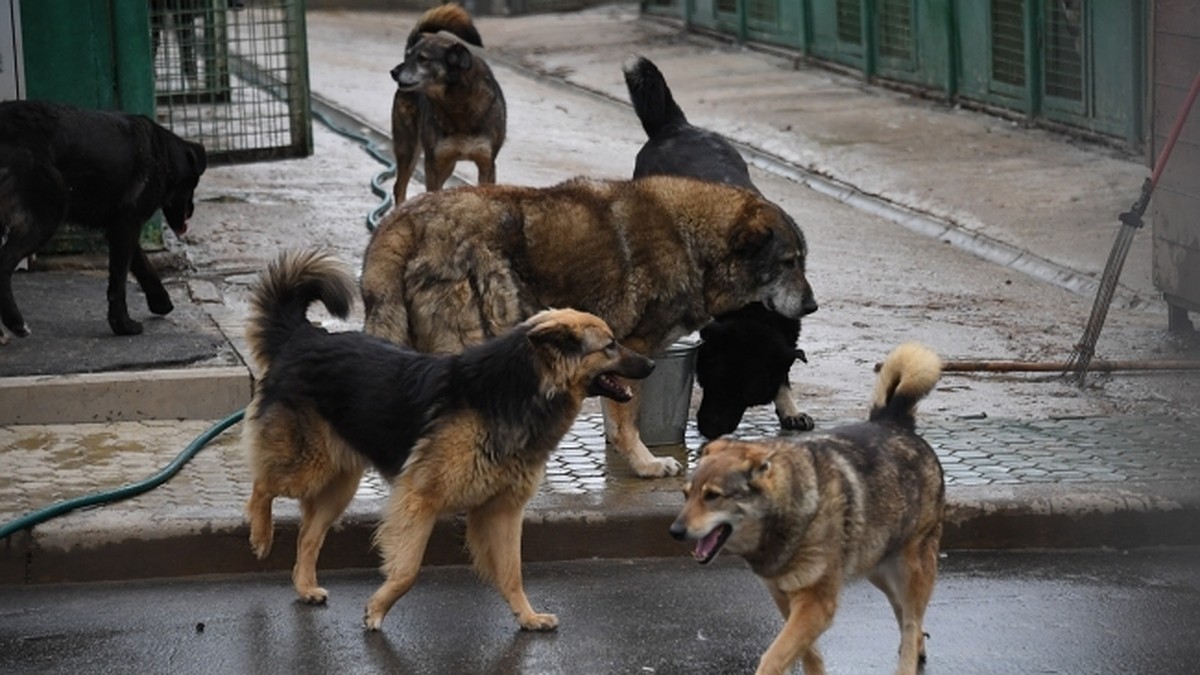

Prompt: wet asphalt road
xmin=2 ymin=548 xmax=1198 ymax=674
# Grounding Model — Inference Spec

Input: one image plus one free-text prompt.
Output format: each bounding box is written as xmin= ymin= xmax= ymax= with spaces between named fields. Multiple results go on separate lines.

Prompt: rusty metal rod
xmin=874 ymin=359 xmax=1200 ymax=373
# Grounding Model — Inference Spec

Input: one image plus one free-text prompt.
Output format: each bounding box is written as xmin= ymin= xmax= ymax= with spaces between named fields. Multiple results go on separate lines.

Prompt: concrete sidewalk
xmin=2 ymin=5 xmax=1199 ymax=585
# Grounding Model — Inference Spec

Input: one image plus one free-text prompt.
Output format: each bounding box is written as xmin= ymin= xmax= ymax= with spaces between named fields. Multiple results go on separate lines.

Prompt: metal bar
xmin=875 ymin=359 xmax=1200 ymax=373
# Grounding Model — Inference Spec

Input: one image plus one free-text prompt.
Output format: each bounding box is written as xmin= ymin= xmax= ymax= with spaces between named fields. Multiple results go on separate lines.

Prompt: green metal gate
xmin=956 ymin=0 xmax=1143 ymax=143
xmin=644 ymin=0 xmax=1144 ymax=146
xmin=149 ymin=0 xmax=312 ymax=164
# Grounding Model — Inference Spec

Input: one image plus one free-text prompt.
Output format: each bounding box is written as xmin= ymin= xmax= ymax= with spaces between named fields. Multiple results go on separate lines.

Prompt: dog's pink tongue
xmin=693 ymin=530 xmax=722 ymax=562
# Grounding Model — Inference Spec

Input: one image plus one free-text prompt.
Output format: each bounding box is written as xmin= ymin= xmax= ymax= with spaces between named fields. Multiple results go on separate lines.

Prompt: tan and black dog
xmin=242 ymin=249 xmax=653 ymax=631
xmin=389 ymin=3 xmax=505 ymax=203
xmin=670 ymin=343 xmax=945 ymax=675
xmin=360 ymin=175 xmax=817 ymax=479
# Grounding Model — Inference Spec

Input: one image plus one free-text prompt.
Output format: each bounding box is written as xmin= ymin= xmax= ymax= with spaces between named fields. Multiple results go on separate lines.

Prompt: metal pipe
xmin=875 ymin=359 xmax=1200 ymax=373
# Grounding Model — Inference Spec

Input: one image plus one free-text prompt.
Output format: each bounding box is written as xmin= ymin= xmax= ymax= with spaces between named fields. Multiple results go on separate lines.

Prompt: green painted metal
xmin=639 ymin=0 xmax=1145 ymax=146
xmin=20 ymin=0 xmax=160 ymax=253
xmin=288 ymin=0 xmax=314 ymax=158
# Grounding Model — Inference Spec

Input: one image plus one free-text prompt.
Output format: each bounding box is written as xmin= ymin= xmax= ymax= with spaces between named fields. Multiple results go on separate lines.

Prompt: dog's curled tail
xmin=622 ymin=55 xmax=688 ymax=139
xmin=869 ymin=342 xmax=942 ymax=429
xmin=246 ymin=249 xmax=356 ymax=373
xmin=409 ymin=3 xmax=483 ymax=48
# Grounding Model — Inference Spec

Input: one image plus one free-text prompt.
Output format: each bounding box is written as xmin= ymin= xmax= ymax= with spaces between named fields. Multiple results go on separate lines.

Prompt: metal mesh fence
xmin=1044 ymin=0 xmax=1084 ymax=102
xmin=836 ymin=0 xmax=862 ymax=45
xmin=877 ymin=0 xmax=913 ymax=61
xmin=149 ymin=0 xmax=311 ymax=164
xmin=990 ymin=0 xmax=1025 ymax=87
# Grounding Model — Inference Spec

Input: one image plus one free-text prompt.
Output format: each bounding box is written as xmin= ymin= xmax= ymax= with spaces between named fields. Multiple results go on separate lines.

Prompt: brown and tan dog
xmin=389 ymin=4 xmax=505 ymax=203
xmin=360 ymin=175 xmax=817 ymax=479
xmin=670 ymin=343 xmax=945 ymax=675
xmin=242 ymin=249 xmax=653 ymax=631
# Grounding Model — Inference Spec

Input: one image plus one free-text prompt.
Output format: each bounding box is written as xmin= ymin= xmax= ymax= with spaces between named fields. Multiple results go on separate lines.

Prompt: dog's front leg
xmin=755 ymin=581 xmax=838 ymax=675
xmin=773 ymin=384 xmax=814 ymax=432
xmin=364 ymin=491 xmax=438 ymax=630
xmin=104 ymin=225 xmax=142 ymax=335
xmin=466 ymin=495 xmax=558 ymax=631
xmin=129 ymin=245 xmax=174 ymax=316
xmin=474 ymin=154 xmax=496 ymax=186
xmin=602 ymin=390 xmax=682 ymax=478
xmin=424 ymin=149 xmax=458 ymax=193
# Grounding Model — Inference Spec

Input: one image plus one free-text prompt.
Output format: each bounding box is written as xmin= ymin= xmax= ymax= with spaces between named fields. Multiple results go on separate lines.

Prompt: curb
xmin=0 ymin=366 xmax=252 ymax=425
xmin=4 ymin=485 xmax=1198 ymax=585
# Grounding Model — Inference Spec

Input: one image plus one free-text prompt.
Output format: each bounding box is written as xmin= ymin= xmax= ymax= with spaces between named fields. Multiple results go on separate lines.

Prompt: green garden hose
xmin=0 ymin=410 xmax=245 ymax=540
xmin=0 ymin=108 xmax=394 ymax=541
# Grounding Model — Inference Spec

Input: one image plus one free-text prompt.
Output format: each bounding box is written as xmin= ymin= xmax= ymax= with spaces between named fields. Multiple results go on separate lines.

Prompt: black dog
xmin=623 ymin=55 xmax=817 ymax=437
xmin=696 ymin=303 xmax=809 ymax=439
xmin=0 ymin=100 xmax=207 ymax=339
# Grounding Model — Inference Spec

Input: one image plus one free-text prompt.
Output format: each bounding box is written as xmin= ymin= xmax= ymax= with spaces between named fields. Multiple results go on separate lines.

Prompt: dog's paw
xmin=518 ymin=612 xmax=559 ymax=632
xmin=147 ymin=294 xmax=174 ymax=316
xmin=108 ymin=315 xmax=144 ymax=336
xmin=296 ymin=587 xmax=329 ymax=605
xmin=779 ymin=412 xmax=815 ymax=432
xmin=248 ymin=534 xmax=272 ymax=560
xmin=1 ymin=321 xmax=29 ymax=341
xmin=363 ymin=608 xmax=385 ymax=631
xmin=633 ymin=455 xmax=682 ymax=478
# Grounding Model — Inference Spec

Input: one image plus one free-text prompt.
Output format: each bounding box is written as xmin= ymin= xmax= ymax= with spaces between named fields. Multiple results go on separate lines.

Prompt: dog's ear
xmin=745 ymin=447 xmax=774 ymax=487
xmin=728 ymin=219 xmax=772 ymax=254
xmin=446 ymin=43 xmax=473 ymax=71
xmin=187 ymin=141 xmax=208 ymax=176
xmin=527 ymin=318 xmax=583 ymax=355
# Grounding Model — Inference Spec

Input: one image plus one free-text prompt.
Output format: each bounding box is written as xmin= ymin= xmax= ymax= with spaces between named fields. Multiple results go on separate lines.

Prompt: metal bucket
xmin=634 ymin=334 xmax=701 ymax=446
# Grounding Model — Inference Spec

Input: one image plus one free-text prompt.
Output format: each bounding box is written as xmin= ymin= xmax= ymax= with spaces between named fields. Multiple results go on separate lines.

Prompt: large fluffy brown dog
xmin=670 ymin=343 xmax=945 ymax=675
xmin=389 ymin=4 xmax=505 ymax=203
xmin=360 ymin=175 xmax=816 ymax=478
xmin=243 ymin=249 xmax=654 ymax=631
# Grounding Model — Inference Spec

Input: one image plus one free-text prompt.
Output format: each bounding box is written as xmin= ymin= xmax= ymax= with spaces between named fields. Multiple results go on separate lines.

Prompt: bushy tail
xmin=246 ymin=249 xmax=356 ymax=373
xmin=622 ymin=55 xmax=688 ymax=139
xmin=409 ymin=3 xmax=483 ymax=48
xmin=869 ymin=343 xmax=942 ymax=428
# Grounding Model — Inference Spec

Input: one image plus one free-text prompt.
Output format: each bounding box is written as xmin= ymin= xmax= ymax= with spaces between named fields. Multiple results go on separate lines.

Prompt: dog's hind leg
xmin=364 ymin=490 xmax=438 ymax=630
xmin=246 ymin=479 xmax=277 ymax=560
xmin=0 ymin=162 xmax=65 ymax=339
xmin=129 ymin=245 xmax=174 ymax=316
xmin=0 ymin=254 xmax=29 ymax=339
xmin=292 ymin=467 xmax=362 ymax=604
xmin=466 ymin=495 xmax=558 ymax=631
xmin=870 ymin=536 xmax=939 ymax=675
xmin=898 ymin=535 xmax=939 ymax=674
xmin=756 ymin=579 xmax=838 ymax=675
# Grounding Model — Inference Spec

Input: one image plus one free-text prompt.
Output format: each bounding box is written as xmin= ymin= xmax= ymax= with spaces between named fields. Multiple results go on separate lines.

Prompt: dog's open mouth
xmin=588 ymin=372 xmax=633 ymax=402
xmin=693 ymin=524 xmax=732 ymax=564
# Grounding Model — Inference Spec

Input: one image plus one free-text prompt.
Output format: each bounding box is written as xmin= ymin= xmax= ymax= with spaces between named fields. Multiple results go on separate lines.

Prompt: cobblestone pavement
xmin=4 ymin=406 xmax=1198 ymax=536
